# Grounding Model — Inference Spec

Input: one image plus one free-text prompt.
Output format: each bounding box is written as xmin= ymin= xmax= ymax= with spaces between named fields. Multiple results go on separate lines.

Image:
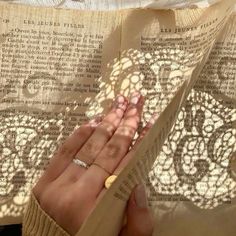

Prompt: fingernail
xmin=148 ymin=117 xmax=156 ymax=125
xmin=117 ymin=95 xmax=125 ymax=104
xmin=113 ymin=95 xmax=125 ymax=108
xmin=148 ymin=113 xmax=158 ymax=126
xmin=114 ymin=95 xmax=125 ymax=105
xmin=134 ymin=185 xmax=148 ymax=209
xmin=114 ymin=95 xmax=128 ymax=112
xmin=130 ymin=92 xmax=141 ymax=105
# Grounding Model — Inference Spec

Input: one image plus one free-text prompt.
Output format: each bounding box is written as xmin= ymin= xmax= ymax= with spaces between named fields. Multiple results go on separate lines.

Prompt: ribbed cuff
xmin=22 ymin=193 xmax=70 ymax=236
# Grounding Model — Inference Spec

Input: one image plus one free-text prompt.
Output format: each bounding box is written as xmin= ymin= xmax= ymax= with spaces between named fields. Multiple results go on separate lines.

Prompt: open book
xmin=0 ymin=0 xmax=236 ymax=235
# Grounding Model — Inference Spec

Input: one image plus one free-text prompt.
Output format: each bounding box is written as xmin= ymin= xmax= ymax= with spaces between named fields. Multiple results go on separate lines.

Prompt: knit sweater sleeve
xmin=22 ymin=193 xmax=71 ymax=236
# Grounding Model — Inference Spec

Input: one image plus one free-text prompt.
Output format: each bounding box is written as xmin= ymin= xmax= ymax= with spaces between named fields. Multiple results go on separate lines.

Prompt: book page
xmin=0 ymin=0 xmax=235 ymax=234
xmin=148 ymin=11 xmax=236 ymax=236
xmin=77 ymin=81 xmax=189 ymax=236
xmin=77 ymin=1 xmax=235 ymax=235
xmin=0 ymin=2 xmax=122 ymax=224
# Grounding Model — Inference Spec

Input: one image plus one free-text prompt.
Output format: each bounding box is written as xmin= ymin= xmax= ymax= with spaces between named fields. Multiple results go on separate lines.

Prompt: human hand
xmin=33 ymin=92 xmax=154 ymax=236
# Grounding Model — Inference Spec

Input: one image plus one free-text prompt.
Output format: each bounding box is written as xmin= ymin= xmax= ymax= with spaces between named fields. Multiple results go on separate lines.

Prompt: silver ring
xmin=73 ymin=159 xmax=90 ymax=169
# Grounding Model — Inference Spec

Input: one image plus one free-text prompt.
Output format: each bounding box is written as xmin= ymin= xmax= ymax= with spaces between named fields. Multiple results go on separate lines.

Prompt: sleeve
xmin=22 ymin=193 xmax=71 ymax=236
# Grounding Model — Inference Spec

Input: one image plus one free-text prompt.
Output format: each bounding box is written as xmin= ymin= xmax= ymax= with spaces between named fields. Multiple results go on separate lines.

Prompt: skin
xmin=33 ymin=92 xmax=154 ymax=236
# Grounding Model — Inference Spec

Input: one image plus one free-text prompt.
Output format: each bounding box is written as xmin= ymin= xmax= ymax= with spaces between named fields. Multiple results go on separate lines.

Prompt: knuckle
xmin=104 ymin=142 xmax=121 ymax=158
xmin=58 ymin=142 xmax=73 ymax=156
xmin=117 ymin=126 xmax=135 ymax=137
xmin=76 ymin=125 xmax=92 ymax=137
xmin=81 ymin=139 xmax=100 ymax=156
xmin=98 ymin=122 xmax=115 ymax=137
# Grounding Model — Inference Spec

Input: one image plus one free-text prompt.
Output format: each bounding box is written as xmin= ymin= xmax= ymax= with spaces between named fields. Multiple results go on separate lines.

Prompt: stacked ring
xmin=73 ymin=159 xmax=117 ymax=189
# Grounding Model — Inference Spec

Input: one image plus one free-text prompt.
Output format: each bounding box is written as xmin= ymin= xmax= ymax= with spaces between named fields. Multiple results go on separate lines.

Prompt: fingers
xmin=32 ymin=92 xmax=156 ymax=236
xmin=96 ymin=114 xmax=156 ymax=202
xmin=113 ymin=113 xmax=158 ymax=176
xmin=95 ymin=92 xmax=144 ymax=173
xmin=54 ymin=95 xmax=128 ymax=185
xmin=33 ymin=122 xmax=96 ymax=196
xmin=79 ymin=93 xmax=144 ymax=195
xmin=74 ymin=95 xmax=128 ymax=165
xmin=120 ymin=185 xmax=154 ymax=236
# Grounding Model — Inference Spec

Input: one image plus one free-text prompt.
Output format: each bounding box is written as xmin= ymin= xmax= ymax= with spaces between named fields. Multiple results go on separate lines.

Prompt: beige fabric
xmin=6 ymin=0 xmax=221 ymax=10
xmin=22 ymin=194 xmax=71 ymax=236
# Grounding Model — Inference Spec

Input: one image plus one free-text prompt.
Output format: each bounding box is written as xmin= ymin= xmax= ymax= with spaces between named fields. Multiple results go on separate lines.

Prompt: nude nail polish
xmin=130 ymin=92 xmax=141 ymax=105
xmin=117 ymin=95 xmax=125 ymax=104
xmin=113 ymin=95 xmax=125 ymax=108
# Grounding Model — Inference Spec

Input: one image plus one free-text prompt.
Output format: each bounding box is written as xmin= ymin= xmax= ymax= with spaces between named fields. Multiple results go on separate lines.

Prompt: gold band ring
xmin=92 ymin=162 xmax=112 ymax=175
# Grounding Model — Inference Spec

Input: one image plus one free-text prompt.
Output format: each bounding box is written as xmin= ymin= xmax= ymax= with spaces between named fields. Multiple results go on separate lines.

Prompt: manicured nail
xmin=113 ymin=95 xmax=125 ymax=108
xmin=117 ymin=95 xmax=125 ymax=104
xmin=130 ymin=92 xmax=141 ymax=105
xmin=114 ymin=95 xmax=128 ymax=112
xmin=134 ymin=184 xmax=148 ymax=209
xmin=147 ymin=113 xmax=158 ymax=126
xmin=148 ymin=117 xmax=156 ymax=125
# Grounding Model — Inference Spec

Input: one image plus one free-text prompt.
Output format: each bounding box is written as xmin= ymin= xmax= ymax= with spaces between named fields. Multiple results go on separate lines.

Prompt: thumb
xmin=120 ymin=185 xmax=154 ymax=236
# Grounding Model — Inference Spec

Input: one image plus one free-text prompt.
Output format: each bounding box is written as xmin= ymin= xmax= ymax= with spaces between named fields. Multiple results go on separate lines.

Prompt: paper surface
xmin=0 ymin=1 xmax=235 ymax=236
xmin=78 ymin=1 xmax=236 ymax=235
xmin=150 ymin=12 xmax=236 ymax=236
